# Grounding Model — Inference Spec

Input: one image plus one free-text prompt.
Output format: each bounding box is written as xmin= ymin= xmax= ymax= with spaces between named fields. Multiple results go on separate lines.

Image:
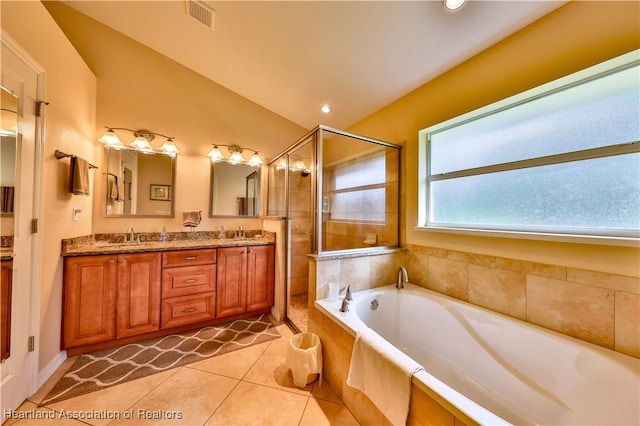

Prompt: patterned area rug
xmin=42 ymin=314 xmax=280 ymax=405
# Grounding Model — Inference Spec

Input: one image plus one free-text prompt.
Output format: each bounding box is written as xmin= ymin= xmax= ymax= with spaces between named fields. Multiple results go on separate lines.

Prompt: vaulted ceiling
xmin=61 ymin=1 xmax=566 ymax=130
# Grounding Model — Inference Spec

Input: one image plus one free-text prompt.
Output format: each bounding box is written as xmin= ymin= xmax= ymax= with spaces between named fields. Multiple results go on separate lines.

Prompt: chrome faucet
xmin=126 ymin=227 xmax=138 ymax=243
xmin=396 ymin=266 xmax=408 ymax=289
xmin=344 ymin=284 xmax=353 ymax=301
xmin=238 ymin=225 xmax=245 ymax=239
xmin=339 ymin=285 xmax=353 ymax=313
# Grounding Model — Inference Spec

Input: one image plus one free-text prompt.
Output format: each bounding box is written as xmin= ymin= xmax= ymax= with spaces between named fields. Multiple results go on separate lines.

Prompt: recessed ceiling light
xmin=444 ymin=0 xmax=466 ymax=12
xmin=321 ymin=105 xmax=331 ymax=114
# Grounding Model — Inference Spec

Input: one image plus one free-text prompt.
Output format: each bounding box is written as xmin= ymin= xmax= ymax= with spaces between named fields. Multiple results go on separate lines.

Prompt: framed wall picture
xmin=150 ymin=184 xmax=171 ymax=201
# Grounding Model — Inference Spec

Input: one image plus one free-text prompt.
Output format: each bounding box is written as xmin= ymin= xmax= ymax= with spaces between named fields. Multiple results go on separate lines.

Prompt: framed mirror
xmin=210 ymin=162 xmax=260 ymax=217
xmin=104 ymin=147 xmax=175 ymax=217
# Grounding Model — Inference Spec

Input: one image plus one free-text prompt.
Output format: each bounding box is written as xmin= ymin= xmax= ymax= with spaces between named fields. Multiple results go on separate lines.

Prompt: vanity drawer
xmin=162 ymin=264 xmax=216 ymax=298
xmin=162 ymin=249 xmax=216 ymax=268
xmin=161 ymin=292 xmax=216 ymax=329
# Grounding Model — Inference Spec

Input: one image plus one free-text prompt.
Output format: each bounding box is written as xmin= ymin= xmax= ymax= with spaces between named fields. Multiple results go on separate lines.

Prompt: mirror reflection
xmin=1 ymin=86 xmax=17 ymax=363
xmin=210 ymin=162 xmax=260 ymax=217
xmin=1 ymin=88 xmax=18 ymax=239
xmin=104 ymin=147 xmax=175 ymax=216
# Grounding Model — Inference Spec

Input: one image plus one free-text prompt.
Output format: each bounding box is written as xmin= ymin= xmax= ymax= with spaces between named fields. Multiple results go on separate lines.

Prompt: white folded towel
xmin=346 ymin=327 xmax=424 ymax=426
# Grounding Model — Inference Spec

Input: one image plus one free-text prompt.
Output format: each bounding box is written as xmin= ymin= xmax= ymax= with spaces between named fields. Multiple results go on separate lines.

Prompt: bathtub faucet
xmin=396 ymin=266 xmax=408 ymax=289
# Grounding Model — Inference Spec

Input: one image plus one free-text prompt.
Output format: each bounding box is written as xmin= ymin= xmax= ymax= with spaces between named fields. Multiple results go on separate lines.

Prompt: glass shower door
xmin=285 ymin=137 xmax=315 ymax=333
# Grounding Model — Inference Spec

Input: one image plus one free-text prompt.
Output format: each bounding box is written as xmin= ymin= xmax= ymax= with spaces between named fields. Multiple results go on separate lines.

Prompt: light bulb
xmin=248 ymin=152 xmax=263 ymax=167
xmin=98 ymin=129 xmax=123 ymax=147
xmin=207 ymin=145 xmax=224 ymax=162
xmin=228 ymin=151 xmax=244 ymax=165
xmin=159 ymin=139 xmax=179 ymax=154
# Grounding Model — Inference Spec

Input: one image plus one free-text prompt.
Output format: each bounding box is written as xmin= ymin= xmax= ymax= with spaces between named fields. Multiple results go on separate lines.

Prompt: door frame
xmin=1 ymin=29 xmax=45 ymax=399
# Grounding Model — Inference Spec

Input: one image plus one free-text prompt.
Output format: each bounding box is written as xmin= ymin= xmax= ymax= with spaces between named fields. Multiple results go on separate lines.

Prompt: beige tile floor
xmin=5 ymin=321 xmax=358 ymax=426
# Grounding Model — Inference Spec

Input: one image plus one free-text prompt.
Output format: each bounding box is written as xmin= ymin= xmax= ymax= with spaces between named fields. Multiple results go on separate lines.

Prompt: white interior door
xmin=1 ymin=36 xmax=40 ymax=420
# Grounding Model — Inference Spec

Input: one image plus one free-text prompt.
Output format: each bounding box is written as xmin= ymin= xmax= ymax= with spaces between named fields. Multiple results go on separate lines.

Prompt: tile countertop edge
xmin=61 ymin=232 xmax=276 ymax=257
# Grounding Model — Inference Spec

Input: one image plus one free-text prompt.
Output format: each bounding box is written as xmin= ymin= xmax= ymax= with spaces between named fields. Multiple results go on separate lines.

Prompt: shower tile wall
xmin=289 ymin=171 xmax=312 ymax=296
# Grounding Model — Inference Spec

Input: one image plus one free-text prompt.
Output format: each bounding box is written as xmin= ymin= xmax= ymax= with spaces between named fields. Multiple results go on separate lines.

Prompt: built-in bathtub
xmin=316 ymin=283 xmax=640 ymax=425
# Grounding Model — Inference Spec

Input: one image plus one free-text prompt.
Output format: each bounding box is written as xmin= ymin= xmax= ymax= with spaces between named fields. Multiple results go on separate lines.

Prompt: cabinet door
xmin=116 ymin=252 xmax=161 ymax=338
xmin=247 ymin=245 xmax=275 ymax=312
xmin=63 ymin=256 xmax=117 ymax=348
xmin=216 ymin=246 xmax=247 ymax=318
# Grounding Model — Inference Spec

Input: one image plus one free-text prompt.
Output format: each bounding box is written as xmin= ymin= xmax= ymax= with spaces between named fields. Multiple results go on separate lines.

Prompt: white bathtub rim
xmin=315 ymin=285 xmax=511 ymax=426
xmin=315 ymin=282 xmax=640 ymax=426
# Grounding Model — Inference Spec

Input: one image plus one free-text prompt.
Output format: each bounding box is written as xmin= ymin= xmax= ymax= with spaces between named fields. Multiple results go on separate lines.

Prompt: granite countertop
xmin=62 ymin=231 xmax=275 ymax=257
xmin=0 ymin=247 xmax=13 ymax=261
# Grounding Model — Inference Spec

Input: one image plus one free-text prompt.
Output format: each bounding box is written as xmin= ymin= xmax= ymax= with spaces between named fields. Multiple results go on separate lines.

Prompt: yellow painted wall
xmin=348 ymin=1 xmax=640 ymax=278
xmin=2 ymin=1 xmax=98 ymax=372
xmin=43 ymin=1 xmax=306 ymax=234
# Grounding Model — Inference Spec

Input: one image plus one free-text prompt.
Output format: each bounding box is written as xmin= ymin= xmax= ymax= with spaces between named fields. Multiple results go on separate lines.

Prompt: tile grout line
xmin=104 ymin=366 xmax=184 ymax=426
xmin=201 ymin=375 xmax=243 ymax=426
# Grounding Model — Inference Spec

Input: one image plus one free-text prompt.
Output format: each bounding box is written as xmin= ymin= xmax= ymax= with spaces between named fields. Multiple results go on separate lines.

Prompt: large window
xmin=418 ymin=51 xmax=640 ymax=242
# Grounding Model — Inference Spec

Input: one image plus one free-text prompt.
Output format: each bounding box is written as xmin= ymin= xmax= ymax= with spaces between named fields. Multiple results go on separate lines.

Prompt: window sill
xmin=413 ymin=226 xmax=640 ymax=247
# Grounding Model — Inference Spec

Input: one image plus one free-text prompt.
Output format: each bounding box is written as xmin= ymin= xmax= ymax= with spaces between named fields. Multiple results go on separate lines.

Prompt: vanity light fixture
xmin=207 ymin=144 xmax=263 ymax=167
xmin=97 ymin=126 xmax=179 ymax=156
xmin=444 ymin=0 xmax=466 ymax=11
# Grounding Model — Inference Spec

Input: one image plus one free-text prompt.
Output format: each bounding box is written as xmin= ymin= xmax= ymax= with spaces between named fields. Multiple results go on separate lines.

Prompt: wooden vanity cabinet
xmin=216 ymin=246 xmax=247 ymax=318
xmin=62 ymin=244 xmax=273 ymax=353
xmin=161 ymin=249 xmax=217 ymax=329
xmin=63 ymin=252 xmax=161 ymax=349
xmin=1 ymin=260 xmax=13 ymax=361
xmin=247 ymin=245 xmax=275 ymax=312
xmin=216 ymin=245 xmax=274 ymax=318
xmin=63 ymin=255 xmax=118 ymax=348
xmin=116 ymin=252 xmax=162 ymax=338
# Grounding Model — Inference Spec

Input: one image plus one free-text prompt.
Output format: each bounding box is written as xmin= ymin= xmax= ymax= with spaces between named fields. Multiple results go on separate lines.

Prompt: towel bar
xmin=54 ymin=150 xmax=98 ymax=169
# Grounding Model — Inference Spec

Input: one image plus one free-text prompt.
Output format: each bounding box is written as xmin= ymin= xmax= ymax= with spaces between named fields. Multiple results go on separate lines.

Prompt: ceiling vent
xmin=185 ymin=0 xmax=215 ymax=30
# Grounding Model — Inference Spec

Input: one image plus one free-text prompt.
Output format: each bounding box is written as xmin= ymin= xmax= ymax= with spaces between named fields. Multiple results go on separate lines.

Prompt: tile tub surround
xmin=309 ymin=244 xmax=639 ymax=425
xmin=310 ymin=245 xmax=638 ymax=357
xmin=61 ymin=231 xmax=275 ymax=256
xmin=404 ymin=244 xmax=640 ymax=358
xmin=308 ymin=300 xmax=470 ymax=426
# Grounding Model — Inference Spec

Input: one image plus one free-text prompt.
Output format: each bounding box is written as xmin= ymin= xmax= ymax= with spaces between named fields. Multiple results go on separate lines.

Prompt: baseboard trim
xmin=37 ymin=351 xmax=67 ymax=389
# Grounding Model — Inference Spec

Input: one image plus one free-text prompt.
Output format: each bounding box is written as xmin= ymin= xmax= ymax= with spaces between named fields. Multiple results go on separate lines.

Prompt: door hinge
xmin=35 ymin=100 xmax=50 ymax=117
xmin=31 ymin=218 xmax=38 ymax=233
xmin=28 ymin=336 xmax=35 ymax=352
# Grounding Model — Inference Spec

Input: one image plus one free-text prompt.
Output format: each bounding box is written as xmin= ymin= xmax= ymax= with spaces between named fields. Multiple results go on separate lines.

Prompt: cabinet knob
xmin=109 ymin=259 xmax=116 ymax=264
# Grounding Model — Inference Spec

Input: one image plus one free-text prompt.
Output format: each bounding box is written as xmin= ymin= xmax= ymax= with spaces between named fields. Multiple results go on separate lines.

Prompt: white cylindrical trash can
xmin=285 ymin=332 xmax=322 ymax=387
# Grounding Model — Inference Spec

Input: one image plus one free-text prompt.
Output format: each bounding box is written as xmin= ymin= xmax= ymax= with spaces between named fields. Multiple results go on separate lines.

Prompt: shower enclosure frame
xmin=268 ymin=125 xmax=402 ymax=332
